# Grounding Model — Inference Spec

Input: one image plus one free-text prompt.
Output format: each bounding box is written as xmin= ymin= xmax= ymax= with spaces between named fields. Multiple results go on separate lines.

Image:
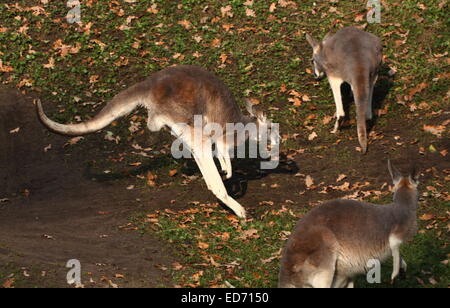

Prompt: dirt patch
xmin=0 ymin=87 xmax=176 ymax=287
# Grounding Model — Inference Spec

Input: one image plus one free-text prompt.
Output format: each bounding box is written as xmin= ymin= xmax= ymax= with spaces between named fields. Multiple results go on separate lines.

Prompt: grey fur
xmin=279 ymin=161 xmax=419 ymax=288
xmin=306 ymin=27 xmax=383 ymax=154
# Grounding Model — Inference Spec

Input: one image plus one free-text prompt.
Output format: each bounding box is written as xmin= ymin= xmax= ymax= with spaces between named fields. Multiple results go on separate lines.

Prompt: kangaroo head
xmin=245 ymin=100 xmax=279 ymax=151
xmin=388 ymin=159 xmax=420 ymax=191
xmin=306 ymin=33 xmax=328 ymax=80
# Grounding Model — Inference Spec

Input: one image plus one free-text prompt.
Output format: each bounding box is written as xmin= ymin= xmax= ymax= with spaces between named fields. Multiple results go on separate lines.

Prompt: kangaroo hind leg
xmin=306 ymin=228 xmax=338 ymax=288
xmin=189 ymin=139 xmax=246 ymax=219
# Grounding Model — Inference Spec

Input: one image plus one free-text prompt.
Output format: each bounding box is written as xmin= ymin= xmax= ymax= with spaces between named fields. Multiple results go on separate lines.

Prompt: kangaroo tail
xmin=354 ymin=83 xmax=370 ymax=154
xmin=36 ymin=86 xmax=143 ymax=136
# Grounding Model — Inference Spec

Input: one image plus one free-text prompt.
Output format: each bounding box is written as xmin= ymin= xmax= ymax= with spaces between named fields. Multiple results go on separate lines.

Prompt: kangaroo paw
xmin=331 ymin=118 xmax=340 ymax=134
xmin=331 ymin=117 xmax=345 ymax=134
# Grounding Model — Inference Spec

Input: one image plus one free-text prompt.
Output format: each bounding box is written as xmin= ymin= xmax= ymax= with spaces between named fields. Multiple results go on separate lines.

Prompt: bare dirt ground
xmin=0 ymin=86 xmax=448 ymax=288
xmin=0 ymin=87 xmax=178 ymax=287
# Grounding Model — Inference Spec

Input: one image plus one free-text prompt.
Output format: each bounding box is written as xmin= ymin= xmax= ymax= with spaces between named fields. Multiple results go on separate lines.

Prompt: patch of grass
xmin=132 ymin=204 xmax=303 ymax=288
xmin=357 ymin=231 xmax=449 ymax=288
xmin=0 ymin=263 xmax=62 ymax=288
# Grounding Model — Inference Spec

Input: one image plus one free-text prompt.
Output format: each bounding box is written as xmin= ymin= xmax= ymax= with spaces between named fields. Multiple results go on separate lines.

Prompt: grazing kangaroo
xmin=279 ymin=160 xmax=419 ymax=288
xmin=306 ymin=27 xmax=383 ymax=153
xmin=36 ymin=65 xmax=278 ymax=219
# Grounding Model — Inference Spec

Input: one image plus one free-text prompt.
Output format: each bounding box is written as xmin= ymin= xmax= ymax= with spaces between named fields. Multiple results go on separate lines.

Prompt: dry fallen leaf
xmin=407 ymin=83 xmax=428 ymax=101
xmin=210 ymin=38 xmax=221 ymax=48
xmin=172 ymin=262 xmax=184 ymax=271
xmin=261 ymin=256 xmax=278 ymax=264
xmin=43 ymin=57 xmax=55 ymax=69
xmin=354 ymin=12 xmax=365 ymax=22
xmin=302 ymin=94 xmax=311 ymax=102
xmin=89 ymin=75 xmax=99 ymax=84
xmin=308 ymin=132 xmax=318 ymax=141
xmin=336 ymin=182 xmax=351 ymax=192
xmin=0 ymin=59 xmax=14 ymax=72
xmin=191 ymin=271 xmax=204 ymax=282
xmin=305 ymin=175 xmax=314 ymax=188
xmin=423 ymin=125 xmax=445 ymax=137
xmin=336 ymin=174 xmax=347 ymax=182
xmin=155 ymin=264 xmax=168 ymax=271
xmin=64 ymin=136 xmax=84 ymax=147
xmin=2 ymin=278 xmax=15 ymax=288
xmin=147 ymin=4 xmax=159 ymax=14
xmin=220 ymin=5 xmax=233 ymax=18
xmin=289 ymin=97 xmax=302 ymax=107
xmin=245 ymin=8 xmax=256 ymax=17
xmin=269 ymin=2 xmax=277 ymax=12
xmin=419 ymin=213 xmax=435 ymax=221
xmin=219 ymin=53 xmax=228 ymax=65
xmin=198 ymin=242 xmax=209 ymax=250
xmin=322 ymin=115 xmax=333 ymax=125
xmin=219 ymin=232 xmax=230 ymax=241
xmin=9 ymin=127 xmax=20 ymax=134
xmin=146 ymin=172 xmax=157 ymax=187
xmin=238 ymin=229 xmax=259 ymax=240
xmin=178 ymin=19 xmax=192 ymax=30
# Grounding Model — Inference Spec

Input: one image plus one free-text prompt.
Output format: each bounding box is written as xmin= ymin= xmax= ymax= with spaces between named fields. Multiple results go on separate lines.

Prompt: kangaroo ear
xmin=388 ymin=159 xmax=402 ymax=184
xmin=306 ymin=33 xmax=320 ymax=50
xmin=409 ymin=165 xmax=420 ymax=185
xmin=323 ymin=32 xmax=332 ymax=42
xmin=245 ymin=99 xmax=256 ymax=116
xmin=254 ymin=106 xmax=267 ymax=123
xmin=246 ymin=99 xmax=267 ymax=122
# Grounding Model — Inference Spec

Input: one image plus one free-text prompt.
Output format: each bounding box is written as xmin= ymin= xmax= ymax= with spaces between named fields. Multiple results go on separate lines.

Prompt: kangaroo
xmin=279 ymin=160 xmax=419 ymax=288
xmin=36 ymin=65 xmax=278 ymax=219
xmin=306 ymin=27 xmax=383 ymax=154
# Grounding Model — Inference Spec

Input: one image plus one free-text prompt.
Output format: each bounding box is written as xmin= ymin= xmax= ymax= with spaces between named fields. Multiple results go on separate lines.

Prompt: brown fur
xmin=279 ymin=162 xmax=419 ymax=288
xmin=36 ymin=65 xmax=275 ymax=219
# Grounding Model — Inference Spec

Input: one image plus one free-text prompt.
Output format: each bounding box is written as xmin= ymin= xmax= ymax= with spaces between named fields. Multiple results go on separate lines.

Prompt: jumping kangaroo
xmin=306 ymin=27 xmax=383 ymax=153
xmin=36 ymin=65 xmax=278 ymax=219
xmin=279 ymin=160 xmax=419 ymax=288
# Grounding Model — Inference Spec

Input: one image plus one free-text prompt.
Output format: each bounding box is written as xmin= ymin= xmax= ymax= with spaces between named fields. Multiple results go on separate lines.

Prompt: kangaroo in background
xmin=279 ymin=160 xmax=419 ymax=288
xmin=36 ymin=65 xmax=279 ymax=219
xmin=306 ymin=27 xmax=383 ymax=154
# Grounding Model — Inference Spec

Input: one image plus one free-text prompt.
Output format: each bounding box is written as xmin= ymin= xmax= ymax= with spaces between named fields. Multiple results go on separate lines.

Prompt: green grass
xmin=131 ymin=204 xmax=304 ymax=288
